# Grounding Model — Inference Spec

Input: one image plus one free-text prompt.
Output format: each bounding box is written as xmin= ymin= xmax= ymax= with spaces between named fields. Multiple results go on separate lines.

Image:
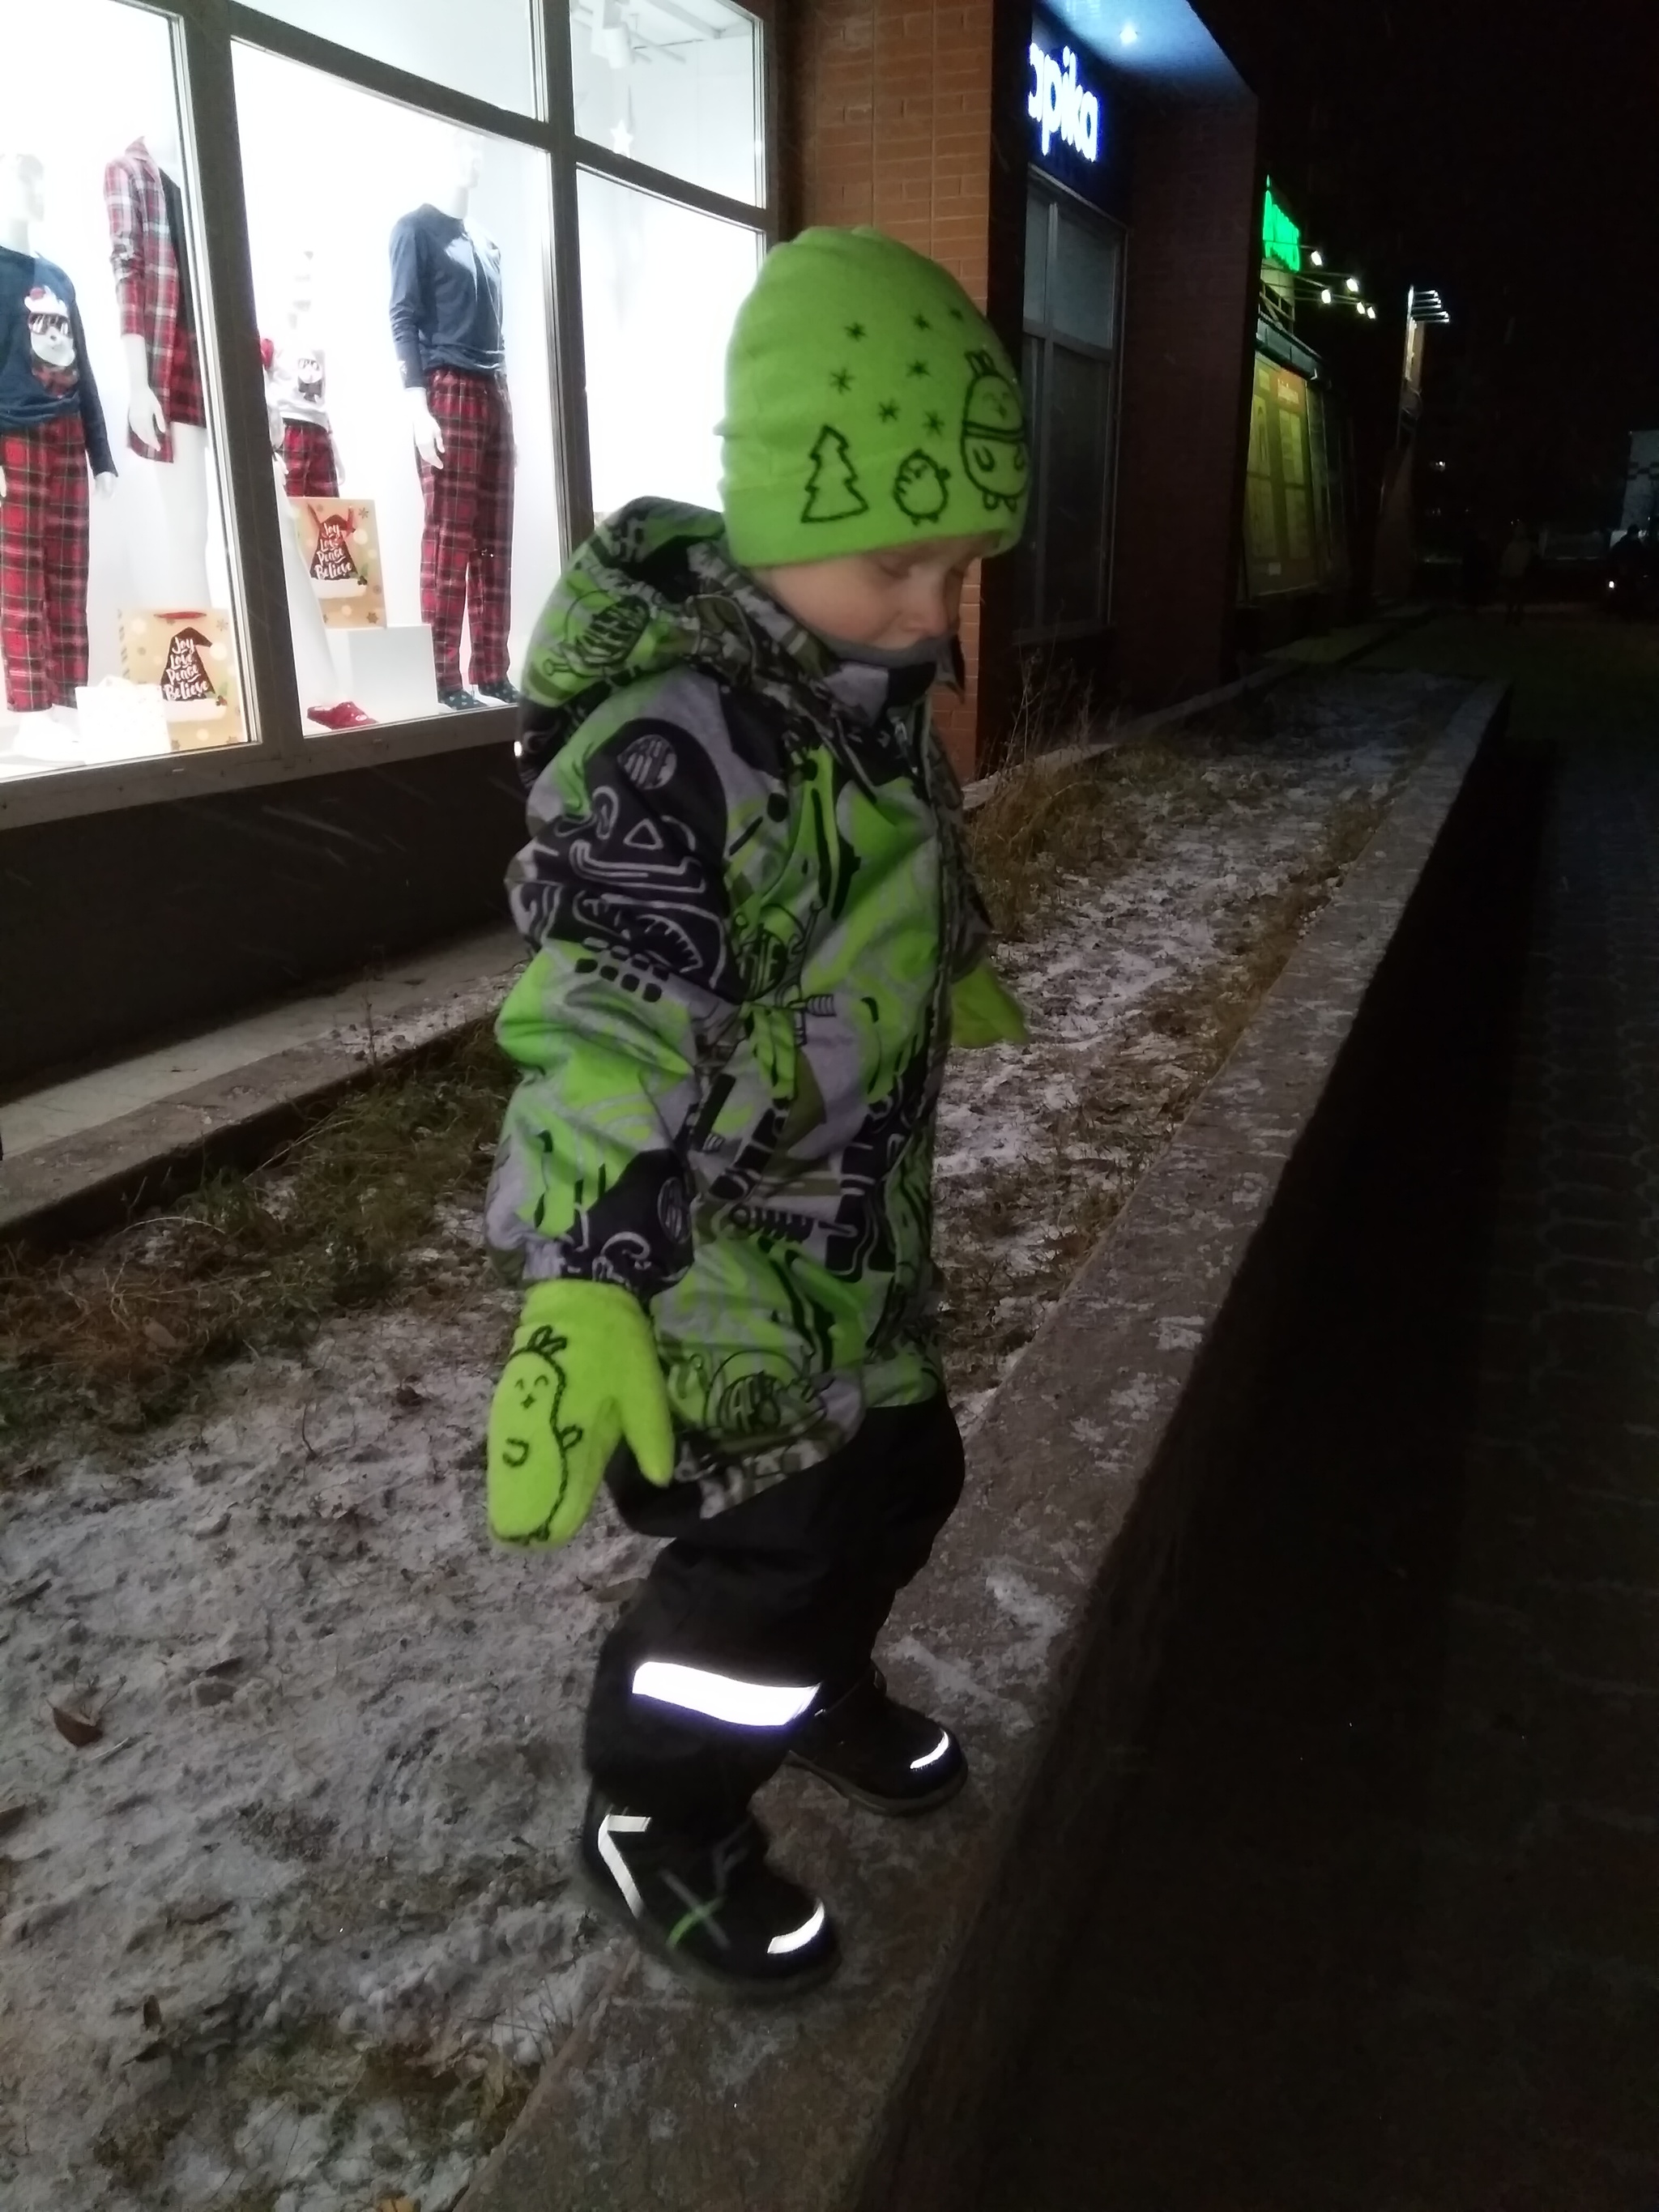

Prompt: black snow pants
xmin=584 ymin=1395 xmax=966 ymax=1837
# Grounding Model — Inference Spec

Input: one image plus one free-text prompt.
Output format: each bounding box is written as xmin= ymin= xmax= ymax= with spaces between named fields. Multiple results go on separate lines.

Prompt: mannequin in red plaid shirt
xmin=103 ymin=117 xmax=209 ymax=607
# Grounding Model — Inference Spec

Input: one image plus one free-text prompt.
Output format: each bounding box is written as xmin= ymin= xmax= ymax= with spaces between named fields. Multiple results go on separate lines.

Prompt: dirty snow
xmin=0 ymin=669 xmax=1469 ymax=2211
xmin=936 ymin=669 xmax=1469 ymax=1427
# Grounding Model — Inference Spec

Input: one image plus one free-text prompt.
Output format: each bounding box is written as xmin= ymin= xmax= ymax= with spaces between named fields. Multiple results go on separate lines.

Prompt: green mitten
xmin=487 ymin=1280 xmax=675 ymax=1549
xmin=950 ymin=962 xmax=1028 ymax=1049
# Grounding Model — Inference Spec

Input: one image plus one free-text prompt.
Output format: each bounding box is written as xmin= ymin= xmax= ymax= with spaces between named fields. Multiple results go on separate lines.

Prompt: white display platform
xmin=0 ymin=686 xmax=174 ymax=782
xmin=325 ymin=624 xmax=440 ymax=723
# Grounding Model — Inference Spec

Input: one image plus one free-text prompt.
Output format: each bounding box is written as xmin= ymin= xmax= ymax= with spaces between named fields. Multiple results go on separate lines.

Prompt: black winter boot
xmin=578 ymin=1791 xmax=839 ymax=1999
xmin=788 ymin=1666 xmax=966 ymax=1815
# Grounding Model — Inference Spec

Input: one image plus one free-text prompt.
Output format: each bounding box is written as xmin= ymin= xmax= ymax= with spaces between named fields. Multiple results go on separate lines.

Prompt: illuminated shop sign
xmin=1027 ymin=7 xmax=1128 ymax=219
xmin=1262 ymin=181 xmax=1301 ymax=272
xmin=1029 ymin=37 xmax=1100 ymax=162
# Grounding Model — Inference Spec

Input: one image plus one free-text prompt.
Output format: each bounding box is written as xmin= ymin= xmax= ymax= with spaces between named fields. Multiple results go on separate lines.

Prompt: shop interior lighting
xmin=1120 ymin=20 xmax=1139 ymax=42
xmin=636 ymin=0 xmax=746 ymax=38
xmin=1320 ymin=287 xmax=1333 ymax=304
xmin=1345 ymin=276 xmax=1360 ymax=293
xmin=590 ymin=0 xmax=630 ymax=69
xmin=1309 ymin=249 xmax=1324 ymax=266
xmin=579 ymin=0 xmax=743 ymax=66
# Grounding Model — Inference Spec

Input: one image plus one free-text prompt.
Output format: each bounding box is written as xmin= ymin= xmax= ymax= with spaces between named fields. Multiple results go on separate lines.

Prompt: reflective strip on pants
xmin=630 ymin=1660 xmax=820 ymax=1729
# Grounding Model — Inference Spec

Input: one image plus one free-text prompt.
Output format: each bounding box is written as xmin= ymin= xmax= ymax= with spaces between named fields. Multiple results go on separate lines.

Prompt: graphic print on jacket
xmin=486 ymin=501 xmax=987 ymax=1513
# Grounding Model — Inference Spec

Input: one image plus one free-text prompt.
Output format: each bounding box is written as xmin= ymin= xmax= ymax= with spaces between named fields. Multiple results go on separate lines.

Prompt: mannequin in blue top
xmin=0 ymin=149 xmax=116 ymax=728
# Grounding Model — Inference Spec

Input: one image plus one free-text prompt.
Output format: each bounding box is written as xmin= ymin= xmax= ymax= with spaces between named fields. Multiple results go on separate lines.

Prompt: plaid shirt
xmin=102 ymin=139 xmax=187 ymax=463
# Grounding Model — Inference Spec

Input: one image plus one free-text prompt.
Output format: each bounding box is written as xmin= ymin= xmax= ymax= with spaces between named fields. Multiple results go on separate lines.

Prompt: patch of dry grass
xmin=0 ymin=1026 xmax=512 ymax=1452
xmin=966 ymin=710 xmax=1260 ymax=940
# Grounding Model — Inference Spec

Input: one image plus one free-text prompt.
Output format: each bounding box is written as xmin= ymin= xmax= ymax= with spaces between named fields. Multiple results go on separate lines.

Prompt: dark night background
xmin=1205 ymin=0 xmax=1659 ymax=539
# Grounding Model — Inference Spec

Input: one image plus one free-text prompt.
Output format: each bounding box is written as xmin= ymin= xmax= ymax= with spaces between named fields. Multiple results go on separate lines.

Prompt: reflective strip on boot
xmin=631 ymin=1660 xmax=821 ymax=1728
xmin=595 ymin=1810 xmax=651 ymax=1918
xmin=768 ymin=1902 xmax=827 ymax=1956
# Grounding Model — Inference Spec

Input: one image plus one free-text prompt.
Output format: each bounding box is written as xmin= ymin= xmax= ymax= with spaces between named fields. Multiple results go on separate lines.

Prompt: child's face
xmin=757 ymin=534 xmax=999 ymax=652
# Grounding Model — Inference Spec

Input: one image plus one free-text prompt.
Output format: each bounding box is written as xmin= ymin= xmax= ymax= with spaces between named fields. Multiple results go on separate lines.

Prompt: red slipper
xmin=306 ymin=701 xmax=376 ymax=731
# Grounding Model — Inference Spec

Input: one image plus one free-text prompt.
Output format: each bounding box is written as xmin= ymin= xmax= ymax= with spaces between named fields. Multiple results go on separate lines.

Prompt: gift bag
xmin=118 ymin=609 xmax=244 ymax=752
xmin=290 ymin=497 xmax=386 ymax=628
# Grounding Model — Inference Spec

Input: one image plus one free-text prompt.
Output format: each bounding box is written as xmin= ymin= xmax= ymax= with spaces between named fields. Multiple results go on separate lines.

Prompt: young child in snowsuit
xmin=484 ymin=227 xmax=1029 ymax=1997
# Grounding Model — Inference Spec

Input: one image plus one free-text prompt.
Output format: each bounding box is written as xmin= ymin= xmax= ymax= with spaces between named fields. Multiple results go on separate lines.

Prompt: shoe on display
xmin=438 ymin=686 xmax=484 ymax=711
xmin=579 ymin=1790 xmax=839 ymax=2000
xmin=472 ymin=678 xmax=522 ymax=706
xmin=305 ymin=701 xmax=377 ymax=731
xmin=788 ymin=1665 xmax=966 ymax=1815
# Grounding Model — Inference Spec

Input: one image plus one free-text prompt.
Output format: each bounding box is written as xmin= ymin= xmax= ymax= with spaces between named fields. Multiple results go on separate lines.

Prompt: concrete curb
xmin=0 ymin=965 xmax=518 ymax=1250
xmin=455 ymin=676 xmax=1513 ymax=2212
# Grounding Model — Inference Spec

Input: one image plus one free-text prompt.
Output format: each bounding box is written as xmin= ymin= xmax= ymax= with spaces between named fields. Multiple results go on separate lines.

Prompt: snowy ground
xmin=0 ymin=671 xmax=1469 ymax=2212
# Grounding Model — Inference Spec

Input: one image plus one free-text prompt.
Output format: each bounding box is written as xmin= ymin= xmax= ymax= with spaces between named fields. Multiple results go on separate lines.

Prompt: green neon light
xmin=1262 ymin=180 xmax=1301 ymax=273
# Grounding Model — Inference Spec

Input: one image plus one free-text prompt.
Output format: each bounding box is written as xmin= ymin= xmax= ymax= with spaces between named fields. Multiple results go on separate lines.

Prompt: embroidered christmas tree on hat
xmin=803 ymin=428 xmax=868 ymax=524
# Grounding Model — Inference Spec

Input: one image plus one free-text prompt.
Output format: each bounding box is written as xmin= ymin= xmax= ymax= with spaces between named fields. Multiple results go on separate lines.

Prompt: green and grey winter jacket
xmin=485 ymin=500 xmax=987 ymax=1515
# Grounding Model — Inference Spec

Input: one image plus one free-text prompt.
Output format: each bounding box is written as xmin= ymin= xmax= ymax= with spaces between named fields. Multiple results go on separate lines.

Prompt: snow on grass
xmin=0 ymin=668 xmax=1469 ymax=2210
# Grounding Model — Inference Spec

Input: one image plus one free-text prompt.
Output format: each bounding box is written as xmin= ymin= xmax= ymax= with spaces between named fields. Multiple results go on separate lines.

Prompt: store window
xmin=1241 ymin=358 xmax=1321 ymax=599
xmin=0 ymin=0 xmax=772 ymax=809
xmin=578 ymin=173 xmax=762 ymax=518
xmin=570 ymin=0 xmax=762 ymax=205
xmin=246 ymin=0 xmax=539 ymax=117
xmin=1017 ymin=184 xmax=1123 ymax=636
xmin=0 ymin=0 xmax=248 ymax=784
xmin=232 ymin=45 xmax=560 ymax=723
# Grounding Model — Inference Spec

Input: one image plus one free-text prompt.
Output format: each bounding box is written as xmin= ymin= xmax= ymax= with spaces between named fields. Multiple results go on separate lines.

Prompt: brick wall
xmin=788 ymin=2 xmax=1260 ymax=754
xmin=1111 ymin=92 xmax=1261 ymax=704
xmin=789 ymin=0 xmax=1006 ymax=775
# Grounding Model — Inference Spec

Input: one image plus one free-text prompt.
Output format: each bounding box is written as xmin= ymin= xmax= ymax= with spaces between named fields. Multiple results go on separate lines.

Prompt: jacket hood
xmin=518 ymin=500 xmax=838 ymax=749
xmin=516 ymin=500 xmax=950 ymax=786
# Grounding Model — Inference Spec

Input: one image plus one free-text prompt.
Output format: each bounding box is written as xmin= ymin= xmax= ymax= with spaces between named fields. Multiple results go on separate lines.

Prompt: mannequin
xmin=389 ymin=130 xmax=518 ymax=711
xmin=0 ymin=151 xmax=117 ymax=733
xmin=254 ymin=250 xmax=369 ymax=730
xmin=104 ymin=117 xmax=209 ymax=607
xmin=268 ymin=248 xmax=340 ymax=498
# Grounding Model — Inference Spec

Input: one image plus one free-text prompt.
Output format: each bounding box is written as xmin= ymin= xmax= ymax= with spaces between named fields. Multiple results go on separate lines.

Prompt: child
xmin=484 ymin=227 xmax=1028 ymax=1997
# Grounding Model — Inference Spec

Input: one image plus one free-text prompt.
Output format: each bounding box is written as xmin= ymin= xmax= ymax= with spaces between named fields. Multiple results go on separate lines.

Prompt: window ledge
xmin=0 ymin=709 xmax=515 ymax=833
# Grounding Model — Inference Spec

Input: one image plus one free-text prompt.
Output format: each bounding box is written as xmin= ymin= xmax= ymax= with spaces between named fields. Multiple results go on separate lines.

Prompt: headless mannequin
xmin=122 ymin=117 xmax=209 ymax=607
xmin=0 ymin=151 xmax=117 ymax=731
xmin=392 ymin=130 xmax=515 ymax=705
xmin=403 ymin=134 xmax=484 ymax=469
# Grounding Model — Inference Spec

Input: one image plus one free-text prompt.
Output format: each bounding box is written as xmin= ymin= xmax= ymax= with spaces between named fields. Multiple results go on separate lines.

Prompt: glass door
xmin=1016 ymin=182 xmax=1124 ymax=638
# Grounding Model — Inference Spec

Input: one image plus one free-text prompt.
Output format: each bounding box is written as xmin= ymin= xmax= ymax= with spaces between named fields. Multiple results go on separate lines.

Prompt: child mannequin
xmin=484 ymin=228 xmax=1028 ymax=1997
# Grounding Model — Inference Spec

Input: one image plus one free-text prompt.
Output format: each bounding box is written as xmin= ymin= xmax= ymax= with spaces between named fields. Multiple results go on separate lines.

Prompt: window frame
xmin=0 ymin=0 xmax=777 ymax=834
xmin=1016 ymin=177 xmax=1126 ymax=646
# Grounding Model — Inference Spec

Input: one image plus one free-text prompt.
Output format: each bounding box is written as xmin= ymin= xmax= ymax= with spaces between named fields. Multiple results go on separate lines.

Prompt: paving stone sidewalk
xmin=982 ymin=635 xmax=1659 ymax=2210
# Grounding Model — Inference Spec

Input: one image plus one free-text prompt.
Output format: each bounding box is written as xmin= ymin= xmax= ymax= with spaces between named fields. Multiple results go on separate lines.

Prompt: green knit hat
xmin=721 ymin=227 xmax=1030 ymax=568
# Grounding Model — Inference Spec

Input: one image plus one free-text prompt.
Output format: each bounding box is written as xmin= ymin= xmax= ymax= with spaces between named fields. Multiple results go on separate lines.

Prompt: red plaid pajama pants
xmin=417 ymin=367 xmax=514 ymax=692
xmin=0 ymin=416 xmax=91 ymax=714
xmin=284 ymin=420 xmax=339 ymax=498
